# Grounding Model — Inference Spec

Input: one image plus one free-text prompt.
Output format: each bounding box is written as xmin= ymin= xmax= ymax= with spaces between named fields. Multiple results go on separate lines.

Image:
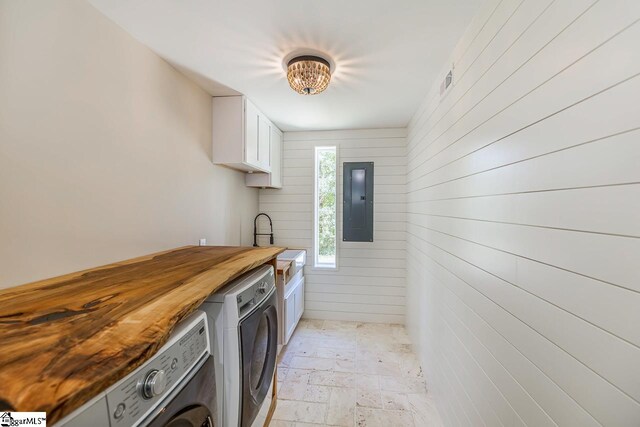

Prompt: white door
xmin=258 ymin=115 xmax=271 ymax=172
xmin=294 ymin=278 xmax=304 ymax=323
xmin=284 ymin=290 xmax=296 ymax=343
xmin=244 ymin=100 xmax=260 ymax=168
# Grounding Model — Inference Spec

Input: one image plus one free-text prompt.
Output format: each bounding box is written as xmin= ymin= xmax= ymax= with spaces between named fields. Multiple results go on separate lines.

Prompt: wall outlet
xmin=199 ymin=238 xmax=207 ymax=246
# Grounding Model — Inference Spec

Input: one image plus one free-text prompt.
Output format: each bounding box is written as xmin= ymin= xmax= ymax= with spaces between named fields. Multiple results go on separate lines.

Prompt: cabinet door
xmin=294 ymin=278 xmax=304 ymax=323
xmin=258 ymin=115 xmax=271 ymax=172
xmin=244 ymin=100 xmax=260 ymax=168
xmin=284 ymin=291 xmax=296 ymax=344
xmin=270 ymin=127 xmax=282 ymax=188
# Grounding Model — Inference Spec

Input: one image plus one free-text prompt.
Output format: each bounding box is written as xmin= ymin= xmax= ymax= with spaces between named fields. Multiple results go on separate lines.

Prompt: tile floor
xmin=271 ymin=319 xmax=443 ymax=427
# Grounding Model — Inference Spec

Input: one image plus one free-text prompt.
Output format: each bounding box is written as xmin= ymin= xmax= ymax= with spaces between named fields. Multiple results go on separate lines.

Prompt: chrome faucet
xmin=253 ymin=213 xmax=274 ymax=247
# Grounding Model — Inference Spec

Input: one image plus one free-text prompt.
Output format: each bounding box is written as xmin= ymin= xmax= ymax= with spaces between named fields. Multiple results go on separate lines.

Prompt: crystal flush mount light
xmin=286 ymin=55 xmax=331 ymax=95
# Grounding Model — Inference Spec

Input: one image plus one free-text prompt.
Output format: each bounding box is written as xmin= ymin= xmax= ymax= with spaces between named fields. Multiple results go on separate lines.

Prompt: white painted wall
xmin=259 ymin=129 xmax=406 ymax=323
xmin=0 ymin=0 xmax=258 ymax=289
xmin=406 ymin=0 xmax=640 ymax=425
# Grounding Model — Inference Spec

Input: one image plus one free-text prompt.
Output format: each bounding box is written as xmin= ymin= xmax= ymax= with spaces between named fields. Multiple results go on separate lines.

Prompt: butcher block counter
xmin=0 ymin=245 xmax=284 ymax=424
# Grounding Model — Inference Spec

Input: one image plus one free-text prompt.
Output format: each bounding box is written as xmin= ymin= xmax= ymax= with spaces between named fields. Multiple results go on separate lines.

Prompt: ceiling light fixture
xmin=286 ymin=55 xmax=331 ymax=95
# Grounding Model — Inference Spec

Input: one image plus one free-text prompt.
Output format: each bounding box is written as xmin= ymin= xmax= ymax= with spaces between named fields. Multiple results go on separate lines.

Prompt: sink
xmin=277 ymin=249 xmax=306 ymax=277
xmin=278 ymin=249 xmax=306 ymax=261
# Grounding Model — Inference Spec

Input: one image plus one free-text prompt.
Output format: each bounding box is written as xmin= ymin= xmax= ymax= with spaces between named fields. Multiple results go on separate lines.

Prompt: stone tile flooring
xmin=271 ymin=319 xmax=442 ymax=427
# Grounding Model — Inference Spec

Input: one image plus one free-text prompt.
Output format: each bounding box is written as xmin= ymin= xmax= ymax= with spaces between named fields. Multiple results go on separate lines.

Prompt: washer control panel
xmin=236 ymin=268 xmax=275 ymax=319
xmin=106 ymin=314 xmax=209 ymax=426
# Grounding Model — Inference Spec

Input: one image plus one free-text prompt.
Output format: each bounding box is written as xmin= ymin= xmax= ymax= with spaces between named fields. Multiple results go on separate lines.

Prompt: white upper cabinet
xmin=212 ymin=95 xmax=277 ymax=174
xmin=258 ymin=114 xmax=271 ymax=170
xmin=246 ymin=125 xmax=282 ymax=188
xmin=244 ymin=99 xmax=260 ymax=169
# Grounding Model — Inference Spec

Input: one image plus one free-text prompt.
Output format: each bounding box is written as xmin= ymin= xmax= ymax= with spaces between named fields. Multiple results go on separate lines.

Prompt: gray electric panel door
xmin=343 ymin=162 xmax=374 ymax=242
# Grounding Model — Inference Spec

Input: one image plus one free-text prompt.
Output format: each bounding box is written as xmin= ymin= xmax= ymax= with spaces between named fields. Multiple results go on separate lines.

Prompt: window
xmin=314 ymin=146 xmax=337 ymax=268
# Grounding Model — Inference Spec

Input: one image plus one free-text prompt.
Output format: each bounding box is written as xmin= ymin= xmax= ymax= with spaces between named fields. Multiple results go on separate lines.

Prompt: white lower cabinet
xmin=284 ymin=287 xmax=296 ymax=342
xmin=283 ymin=276 xmax=305 ymax=345
xmin=294 ymin=278 xmax=304 ymax=324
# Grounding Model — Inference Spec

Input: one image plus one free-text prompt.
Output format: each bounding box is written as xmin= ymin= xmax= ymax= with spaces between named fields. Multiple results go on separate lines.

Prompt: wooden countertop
xmin=0 ymin=245 xmax=284 ymax=424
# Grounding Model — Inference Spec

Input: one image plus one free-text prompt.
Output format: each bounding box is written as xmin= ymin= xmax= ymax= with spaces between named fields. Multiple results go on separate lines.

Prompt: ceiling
xmin=88 ymin=0 xmax=483 ymax=131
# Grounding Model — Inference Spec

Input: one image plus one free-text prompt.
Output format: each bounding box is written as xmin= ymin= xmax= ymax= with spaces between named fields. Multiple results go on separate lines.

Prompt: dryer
xmin=201 ymin=265 xmax=278 ymax=427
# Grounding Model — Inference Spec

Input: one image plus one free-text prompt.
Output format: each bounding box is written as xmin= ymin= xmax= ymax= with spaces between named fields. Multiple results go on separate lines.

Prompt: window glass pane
xmin=315 ymin=147 xmax=336 ymax=267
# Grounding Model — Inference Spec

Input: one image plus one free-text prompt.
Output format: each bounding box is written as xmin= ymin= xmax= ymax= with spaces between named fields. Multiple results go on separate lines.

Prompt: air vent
xmin=440 ymin=68 xmax=454 ymax=97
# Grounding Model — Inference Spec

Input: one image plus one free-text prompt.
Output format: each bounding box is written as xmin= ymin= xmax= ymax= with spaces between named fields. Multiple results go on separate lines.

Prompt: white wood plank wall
xmin=405 ymin=0 xmax=640 ymax=425
xmin=258 ymin=129 xmax=407 ymax=323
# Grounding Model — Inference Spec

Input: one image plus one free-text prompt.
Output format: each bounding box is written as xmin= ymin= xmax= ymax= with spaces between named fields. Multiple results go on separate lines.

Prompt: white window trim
xmin=313 ymin=145 xmax=338 ymax=269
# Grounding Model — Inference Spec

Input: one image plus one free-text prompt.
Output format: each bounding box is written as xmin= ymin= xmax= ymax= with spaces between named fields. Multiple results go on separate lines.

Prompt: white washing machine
xmin=200 ymin=265 xmax=278 ymax=427
xmin=55 ymin=310 xmax=216 ymax=427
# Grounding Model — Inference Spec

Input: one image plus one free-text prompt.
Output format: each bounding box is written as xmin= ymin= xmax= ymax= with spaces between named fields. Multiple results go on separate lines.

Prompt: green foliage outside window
xmin=317 ymin=149 xmax=336 ymax=264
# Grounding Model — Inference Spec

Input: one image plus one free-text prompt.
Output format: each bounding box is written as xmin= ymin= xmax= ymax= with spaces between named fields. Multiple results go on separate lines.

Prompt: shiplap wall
xmin=259 ymin=129 xmax=407 ymax=323
xmin=405 ymin=0 xmax=640 ymax=426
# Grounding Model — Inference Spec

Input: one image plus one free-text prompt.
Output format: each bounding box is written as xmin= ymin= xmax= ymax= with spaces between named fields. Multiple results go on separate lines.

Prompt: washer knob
xmin=141 ymin=369 xmax=166 ymax=399
xmin=113 ymin=402 xmax=126 ymax=419
xmin=258 ymin=282 xmax=267 ymax=294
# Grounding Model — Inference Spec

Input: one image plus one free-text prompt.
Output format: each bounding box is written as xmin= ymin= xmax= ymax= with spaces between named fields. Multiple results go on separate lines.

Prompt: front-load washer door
xmin=146 ymin=356 xmax=216 ymax=427
xmin=163 ymin=406 xmax=213 ymax=427
xmin=239 ymin=290 xmax=278 ymax=427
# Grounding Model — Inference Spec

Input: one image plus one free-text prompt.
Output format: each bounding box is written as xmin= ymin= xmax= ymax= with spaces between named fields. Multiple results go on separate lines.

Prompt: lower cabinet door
xmin=284 ymin=290 xmax=296 ymax=344
xmin=294 ymin=278 xmax=305 ymax=323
